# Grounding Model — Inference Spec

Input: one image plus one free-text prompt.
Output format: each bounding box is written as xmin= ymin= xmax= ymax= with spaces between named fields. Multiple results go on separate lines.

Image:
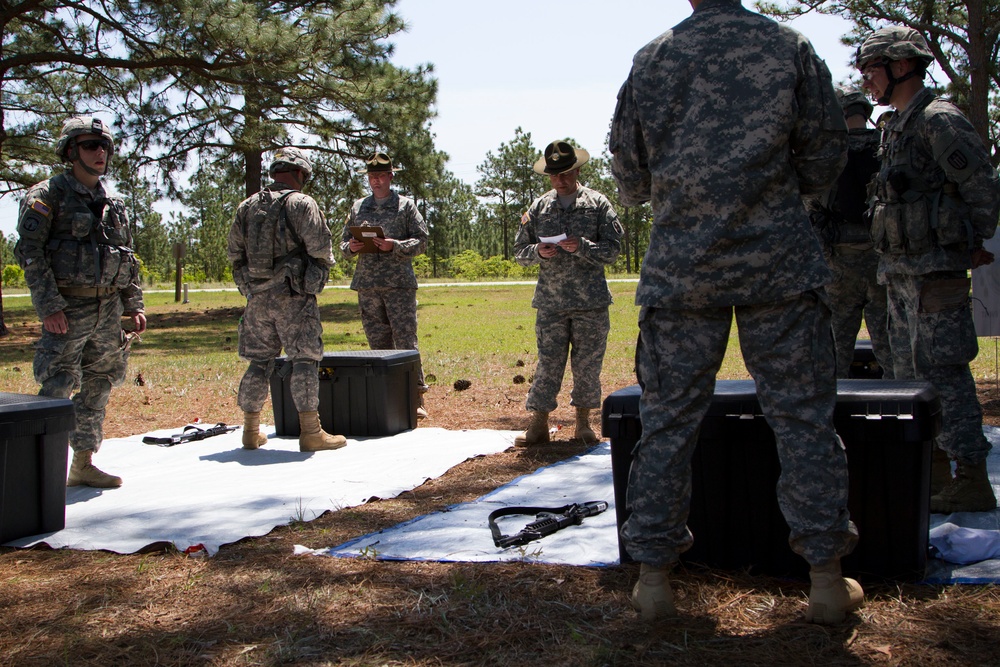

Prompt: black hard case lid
xmin=0 ymin=393 xmax=75 ymax=439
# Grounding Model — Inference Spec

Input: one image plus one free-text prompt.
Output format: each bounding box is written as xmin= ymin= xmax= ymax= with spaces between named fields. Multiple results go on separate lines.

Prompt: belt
xmin=58 ymin=285 xmax=120 ymax=298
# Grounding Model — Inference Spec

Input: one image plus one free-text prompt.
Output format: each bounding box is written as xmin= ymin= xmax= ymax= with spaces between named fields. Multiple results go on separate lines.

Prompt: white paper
xmin=539 ymin=233 xmax=567 ymax=244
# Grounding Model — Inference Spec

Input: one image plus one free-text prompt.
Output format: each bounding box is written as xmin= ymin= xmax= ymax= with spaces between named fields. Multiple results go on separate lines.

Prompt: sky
xmin=0 ymin=1 xmax=863 ymax=238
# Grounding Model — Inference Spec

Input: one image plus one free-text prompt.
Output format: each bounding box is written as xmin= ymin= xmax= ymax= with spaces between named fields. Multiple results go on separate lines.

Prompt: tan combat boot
xmin=242 ymin=411 xmax=268 ymax=450
xmin=416 ymin=394 xmax=429 ymax=420
xmin=574 ymin=407 xmax=599 ymax=444
xmin=930 ymin=447 xmax=952 ymax=497
xmin=298 ymin=411 xmax=347 ymax=452
xmin=930 ymin=460 xmax=997 ymax=513
xmin=806 ymin=559 xmax=864 ymax=625
xmin=514 ymin=411 xmax=549 ymax=447
xmin=631 ymin=563 xmax=676 ymax=621
xmin=67 ymin=450 xmax=122 ymax=488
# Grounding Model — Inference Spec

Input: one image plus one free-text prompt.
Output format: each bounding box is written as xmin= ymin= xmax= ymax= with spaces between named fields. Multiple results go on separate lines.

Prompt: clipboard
xmin=350 ymin=226 xmax=386 ymax=253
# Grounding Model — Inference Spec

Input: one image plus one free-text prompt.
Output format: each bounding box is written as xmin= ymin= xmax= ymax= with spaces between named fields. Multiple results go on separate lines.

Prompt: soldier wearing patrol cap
xmin=15 ymin=116 xmax=146 ymax=488
xmin=806 ymin=85 xmax=892 ymax=380
xmin=859 ymin=25 xmax=1000 ymax=513
xmin=513 ymin=140 xmax=622 ymax=446
xmin=340 ymin=151 xmax=430 ymax=418
xmin=228 ymin=146 xmax=346 ymax=453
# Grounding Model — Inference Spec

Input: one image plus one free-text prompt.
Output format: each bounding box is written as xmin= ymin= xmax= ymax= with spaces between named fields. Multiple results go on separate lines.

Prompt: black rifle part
xmin=488 ymin=500 xmax=609 ymax=549
xmin=142 ymin=422 xmax=238 ymax=447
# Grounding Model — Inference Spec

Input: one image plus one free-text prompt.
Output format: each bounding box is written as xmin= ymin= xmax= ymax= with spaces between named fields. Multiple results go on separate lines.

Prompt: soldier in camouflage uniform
xmin=228 ymin=147 xmax=346 ymax=453
xmin=15 ymin=116 xmax=146 ymax=488
xmin=512 ymin=141 xmax=623 ymax=446
xmin=341 ymin=152 xmax=430 ymax=418
xmin=807 ymin=86 xmax=893 ymax=379
xmin=859 ymin=26 xmax=1000 ymax=513
xmin=610 ymin=0 xmax=862 ymax=625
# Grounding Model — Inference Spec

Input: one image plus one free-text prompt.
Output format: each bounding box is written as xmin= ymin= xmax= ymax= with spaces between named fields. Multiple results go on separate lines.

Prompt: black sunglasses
xmin=77 ymin=139 xmax=112 ymax=152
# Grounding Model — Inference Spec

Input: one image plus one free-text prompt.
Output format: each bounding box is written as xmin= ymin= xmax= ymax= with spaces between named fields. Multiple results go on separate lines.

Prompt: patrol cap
xmin=364 ymin=152 xmax=403 ymax=173
xmin=533 ymin=140 xmax=590 ymax=176
xmin=55 ymin=116 xmax=115 ymax=160
xmin=856 ymin=26 xmax=934 ymax=70
xmin=269 ymin=146 xmax=312 ymax=179
xmin=835 ymin=86 xmax=874 ymax=120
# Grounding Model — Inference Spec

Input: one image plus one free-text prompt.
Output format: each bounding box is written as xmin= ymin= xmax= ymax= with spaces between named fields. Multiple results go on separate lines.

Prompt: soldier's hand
xmin=348 ymin=238 xmax=366 ymax=253
xmin=538 ymin=243 xmax=558 ymax=259
xmin=43 ymin=311 xmax=69 ymax=334
xmin=972 ymin=248 xmax=995 ymax=269
xmin=372 ymin=236 xmax=394 ymax=252
xmin=130 ymin=311 xmax=148 ymax=335
xmin=558 ymin=237 xmax=580 ymax=253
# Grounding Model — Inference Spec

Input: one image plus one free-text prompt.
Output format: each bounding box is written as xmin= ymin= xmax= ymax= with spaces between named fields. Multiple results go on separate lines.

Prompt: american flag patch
xmin=30 ymin=199 xmax=52 ymax=217
xmin=520 ymin=212 xmax=529 ymax=225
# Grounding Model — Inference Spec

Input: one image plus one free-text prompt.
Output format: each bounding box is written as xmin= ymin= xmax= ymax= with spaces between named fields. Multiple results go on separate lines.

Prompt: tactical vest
xmin=822 ymin=131 xmax=880 ymax=246
xmin=870 ymin=95 xmax=972 ymax=255
xmin=243 ymin=189 xmax=298 ymax=281
xmin=43 ymin=174 xmax=138 ymax=288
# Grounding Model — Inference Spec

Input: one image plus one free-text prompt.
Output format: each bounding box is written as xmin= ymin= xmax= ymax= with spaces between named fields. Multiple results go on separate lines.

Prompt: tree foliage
xmin=474 ymin=127 xmax=543 ymax=259
xmin=756 ymin=0 xmax=1000 ymax=165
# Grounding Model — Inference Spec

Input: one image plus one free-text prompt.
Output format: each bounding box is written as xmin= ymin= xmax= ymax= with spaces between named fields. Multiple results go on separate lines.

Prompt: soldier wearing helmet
xmin=14 ymin=115 xmax=146 ymax=488
xmin=806 ymin=85 xmax=892 ymax=380
xmin=340 ymin=151 xmax=430 ymax=418
xmin=860 ymin=25 xmax=1000 ymax=513
xmin=228 ymin=146 xmax=346 ymax=453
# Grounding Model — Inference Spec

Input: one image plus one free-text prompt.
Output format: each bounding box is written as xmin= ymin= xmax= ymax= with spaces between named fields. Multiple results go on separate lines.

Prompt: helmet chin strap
xmin=877 ymin=61 xmax=920 ymax=106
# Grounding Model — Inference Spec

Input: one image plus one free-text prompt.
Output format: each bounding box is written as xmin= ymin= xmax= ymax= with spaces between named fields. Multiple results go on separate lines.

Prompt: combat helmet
xmin=269 ymin=146 xmax=312 ymax=181
xmin=856 ymin=26 xmax=934 ymax=70
xmin=835 ymin=86 xmax=874 ymax=120
xmin=55 ymin=116 xmax=115 ymax=162
xmin=856 ymin=26 xmax=934 ymax=106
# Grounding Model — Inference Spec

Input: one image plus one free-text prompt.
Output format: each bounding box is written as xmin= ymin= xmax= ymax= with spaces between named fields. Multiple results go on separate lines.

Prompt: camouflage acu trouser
xmin=35 ymin=294 xmax=129 ymax=453
xmin=885 ymin=271 xmax=990 ymax=465
xmin=237 ymin=284 xmax=324 ymax=413
xmin=622 ymin=292 xmax=858 ymax=568
xmin=827 ymin=246 xmax=893 ymax=378
xmin=357 ymin=287 xmax=426 ymax=388
xmin=526 ymin=307 xmax=611 ymax=413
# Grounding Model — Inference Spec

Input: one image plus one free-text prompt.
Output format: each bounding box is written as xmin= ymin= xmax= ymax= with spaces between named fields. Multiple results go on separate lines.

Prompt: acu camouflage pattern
xmin=514 ymin=185 xmax=623 ymax=412
xmin=871 ymin=88 xmax=1000 ymax=277
xmin=884 ymin=272 xmax=989 ymax=464
xmin=625 ymin=296 xmax=858 ymax=567
xmin=808 ymin=128 xmax=892 ymax=377
xmin=872 ymin=86 xmax=999 ymax=465
xmin=16 ymin=171 xmax=143 ymax=453
xmin=341 ymin=192 xmax=428 ymax=387
xmin=229 ymin=182 xmax=334 ymax=414
xmin=609 ymin=0 xmax=845 ymax=309
xmin=228 ymin=183 xmax=334 ymax=296
xmin=610 ymin=0 xmax=857 ymax=567
xmin=340 ymin=192 xmax=428 ymax=290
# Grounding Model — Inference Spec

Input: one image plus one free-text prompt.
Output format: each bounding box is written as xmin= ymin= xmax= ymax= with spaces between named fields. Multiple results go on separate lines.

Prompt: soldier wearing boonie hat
xmin=859 ymin=25 xmax=1000 ymax=514
xmin=15 ymin=116 xmax=146 ymax=489
xmin=340 ymin=151 xmax=430 ymax=418
xmin=513 ymin=140 xmax=623 ymax=447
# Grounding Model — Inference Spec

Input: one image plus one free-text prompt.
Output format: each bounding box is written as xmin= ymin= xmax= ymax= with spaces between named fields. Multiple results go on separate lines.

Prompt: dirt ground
xmin=1 ymin=319 xmax=999 ymax=665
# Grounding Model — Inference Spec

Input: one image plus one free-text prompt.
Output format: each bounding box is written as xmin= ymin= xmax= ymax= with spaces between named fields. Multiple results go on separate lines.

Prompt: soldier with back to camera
xmin=16 ymin=116 xmax=146 ymax=488
xmin=229 ymin=147 xmax=346 ymax=453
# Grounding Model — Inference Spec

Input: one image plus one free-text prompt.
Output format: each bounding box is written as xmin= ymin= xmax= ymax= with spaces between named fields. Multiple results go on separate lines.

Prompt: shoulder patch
xmin=946 ymin=149 xmax=969 ymax=171
xmin=520 ymin=211 xmax=529 ymax=226
xmin=22 ymin=216 xmax=40 ymax=233
xmin=30 ymin=199 xmax=52 ymax=217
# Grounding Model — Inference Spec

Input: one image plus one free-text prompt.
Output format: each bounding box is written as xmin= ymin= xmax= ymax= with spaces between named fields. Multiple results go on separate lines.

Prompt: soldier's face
xmin=368 ymin=171 xmax=393 ymax=198
xmin=74 ymin=133 xmax=109 ymax=175
xmin=549 ymin=169 xmax=580 ymax=197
